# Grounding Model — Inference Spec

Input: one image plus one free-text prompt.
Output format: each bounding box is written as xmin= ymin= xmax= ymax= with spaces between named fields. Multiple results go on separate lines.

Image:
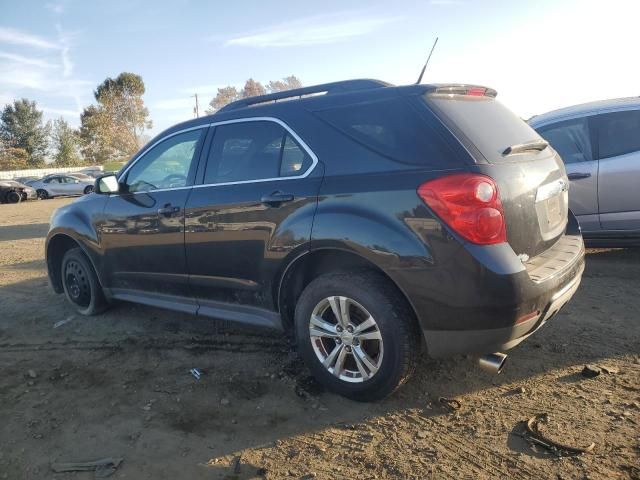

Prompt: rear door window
xmin=594 ymin=110 xmax=640 ymax=159
xmin=425 ymin=94 xmax=541 ymax=164
xmin=536 ymin=118 xmax=593 ymax=164
xmin=204 ymin=121 xmax=312 ymax=184
xmin=313 ymin=97 xmax=459 ymax=168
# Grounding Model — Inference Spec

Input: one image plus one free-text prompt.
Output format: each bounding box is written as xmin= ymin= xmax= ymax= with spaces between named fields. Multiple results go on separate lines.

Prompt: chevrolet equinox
xmin=46 ymin=80 xmax=585 ymax=400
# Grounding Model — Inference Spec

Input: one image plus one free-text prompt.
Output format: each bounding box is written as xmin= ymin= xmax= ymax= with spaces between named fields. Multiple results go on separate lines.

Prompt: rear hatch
xmin=423 ymin=86 xmax=569 ymax=258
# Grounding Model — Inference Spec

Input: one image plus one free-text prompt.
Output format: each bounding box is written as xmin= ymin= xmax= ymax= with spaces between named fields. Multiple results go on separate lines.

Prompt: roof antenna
xmin=416 ymin=37 xmax=439 ymax=84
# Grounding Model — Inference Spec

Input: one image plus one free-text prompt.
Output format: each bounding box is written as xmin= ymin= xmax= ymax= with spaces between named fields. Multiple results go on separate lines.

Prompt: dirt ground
xmin=0 ymin=197 xmax=638 ymax=480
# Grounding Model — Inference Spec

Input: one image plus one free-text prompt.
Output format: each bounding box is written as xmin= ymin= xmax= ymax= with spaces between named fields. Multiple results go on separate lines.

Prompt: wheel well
xmin=47 ymin=234 xmax=81 ymax=293
xmin=277 ymin=249 xmax=417 ymax=331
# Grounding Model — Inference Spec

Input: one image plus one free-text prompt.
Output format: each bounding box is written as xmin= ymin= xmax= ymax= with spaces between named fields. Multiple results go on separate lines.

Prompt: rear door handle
xmin=261 ymin=191 xmax=294 ymax=206
xmin=158 ymin=204 xmax=180 ymax=216
xmin=567 ymin=172 xmax=591 ymax=180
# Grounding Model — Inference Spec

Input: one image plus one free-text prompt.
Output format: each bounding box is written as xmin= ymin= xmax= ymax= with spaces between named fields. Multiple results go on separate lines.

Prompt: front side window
xmin=595 ymin=110 xmax=640 ymax=159
xmin=536 ymin=118 xmax=593 ymax=164
xmin=204 ymin=121 xmax=312 ymax=184
xmin=125 ymin=129 xmax=203 ymax=193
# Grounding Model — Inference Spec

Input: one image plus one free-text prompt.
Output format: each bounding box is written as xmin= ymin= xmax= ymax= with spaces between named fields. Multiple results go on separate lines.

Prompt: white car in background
xmin=30 ymin=174 xmax=95 ymax=199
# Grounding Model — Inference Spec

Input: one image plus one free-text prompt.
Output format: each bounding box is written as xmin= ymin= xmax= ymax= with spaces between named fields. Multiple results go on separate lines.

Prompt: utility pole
xmin=192 ymin=94 xmax=199 ymax=118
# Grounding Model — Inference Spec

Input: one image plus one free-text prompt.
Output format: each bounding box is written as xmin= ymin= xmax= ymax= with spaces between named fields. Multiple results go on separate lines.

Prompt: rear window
xmin=425 ymin=94 xmax=541 ymax=163
xmin=313 ymin=97 xmax=459 ymax=168
xmin=536 ymin=118 xmax=593 ymax=164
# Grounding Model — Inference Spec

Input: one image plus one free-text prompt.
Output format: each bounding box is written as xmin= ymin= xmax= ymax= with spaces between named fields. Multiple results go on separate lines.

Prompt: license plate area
xmin=535 ymin=179 xmax=569 ymax=241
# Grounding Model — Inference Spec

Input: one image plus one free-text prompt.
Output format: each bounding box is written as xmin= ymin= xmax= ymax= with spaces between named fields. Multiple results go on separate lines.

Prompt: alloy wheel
xmin=309 ymin=296 xmax=384 ymax=383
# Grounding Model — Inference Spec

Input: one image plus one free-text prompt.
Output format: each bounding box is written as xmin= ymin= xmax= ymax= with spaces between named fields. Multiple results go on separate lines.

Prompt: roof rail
xmin=218 ymin=79 xmax=391 ymax=113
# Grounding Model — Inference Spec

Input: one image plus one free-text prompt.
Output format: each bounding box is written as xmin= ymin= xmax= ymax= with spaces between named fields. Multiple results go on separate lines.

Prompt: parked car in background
xmin=30 ymin=174 xmax=95 ymax=199
xmin=530 ymin=97 xmax=640 ymax=246
xmin=46 ymin=80 xmax=584 ymax=400
xmin=15 ymin=176 xmax=40 ymax=184
xmin=68 ymin=172 xmax=95 ymax=182
xmin=0 ymin=179 xmax=37 ymax=203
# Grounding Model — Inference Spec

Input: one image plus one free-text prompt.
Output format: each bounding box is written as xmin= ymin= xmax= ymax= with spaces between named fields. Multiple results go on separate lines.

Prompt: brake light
xmin=467 ymin=87 xmax=487 ymax=96
xmin=418 ymin=173 xmax=507 ymax=245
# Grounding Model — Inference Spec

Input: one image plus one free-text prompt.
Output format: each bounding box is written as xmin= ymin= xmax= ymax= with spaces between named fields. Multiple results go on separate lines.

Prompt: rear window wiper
xmin=502 ymin=140 xmax=548 ymax=156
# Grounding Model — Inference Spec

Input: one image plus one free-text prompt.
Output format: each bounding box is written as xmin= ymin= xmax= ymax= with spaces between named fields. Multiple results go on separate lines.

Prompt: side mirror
xmin=95 ymin=174 xmax=120 ymax=194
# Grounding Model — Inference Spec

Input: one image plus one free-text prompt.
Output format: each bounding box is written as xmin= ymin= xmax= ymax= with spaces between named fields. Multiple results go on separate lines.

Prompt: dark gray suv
xmin=46 ymin=80 xmax=584 ymax=400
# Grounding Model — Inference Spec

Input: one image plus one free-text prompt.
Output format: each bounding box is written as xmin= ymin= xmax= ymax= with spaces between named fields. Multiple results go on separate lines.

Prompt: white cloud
xmin=0 ymin=26 xmax=60 ymax=50
xmin=42 ymin=106 xmax=81 ymax=116
xmin=55 ymin=24 xmax=74 ymax=77
xmin=0 ymin=51 xmax=56 ymax=68
xmin=223 ymin=13 xmax=401 ymax=48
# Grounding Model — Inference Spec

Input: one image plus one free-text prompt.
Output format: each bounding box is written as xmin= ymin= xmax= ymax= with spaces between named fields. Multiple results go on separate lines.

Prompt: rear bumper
xmin=423 ymin=261 xmax=583 ymax=357
xmin=401 ymin=210 xmax=585 ymax=358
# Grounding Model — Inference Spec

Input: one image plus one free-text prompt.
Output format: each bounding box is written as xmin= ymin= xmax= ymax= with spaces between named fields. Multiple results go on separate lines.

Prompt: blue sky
xmin=1 ymin=0 xmax=638 ymax=136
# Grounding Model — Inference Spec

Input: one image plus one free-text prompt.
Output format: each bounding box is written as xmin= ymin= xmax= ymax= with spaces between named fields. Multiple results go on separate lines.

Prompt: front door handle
xmin=261 ymin=191 xmax=294 ymax=207
xmin=567 ymin=172 xmax=591 ymax=180
xmin=158 ymin=204 xmax=180 ymax=216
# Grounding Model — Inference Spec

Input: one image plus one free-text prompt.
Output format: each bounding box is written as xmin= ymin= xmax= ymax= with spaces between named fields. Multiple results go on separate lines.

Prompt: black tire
xmin=61 ymin=247 xmax=107 ymax=315
xmin=36 ymin=189 xmax=48 ymax=200
xmin=83 ymin=185 xmax=94 ymax=194
xmin=6 ymin=190 xmax=21 ymax=204
xmin=295 ymin=271 xmax=420 ymax=402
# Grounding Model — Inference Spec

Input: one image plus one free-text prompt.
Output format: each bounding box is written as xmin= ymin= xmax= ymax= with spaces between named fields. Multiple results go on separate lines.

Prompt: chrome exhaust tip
xmin=477 ymin=352 xmax=507 ymax=374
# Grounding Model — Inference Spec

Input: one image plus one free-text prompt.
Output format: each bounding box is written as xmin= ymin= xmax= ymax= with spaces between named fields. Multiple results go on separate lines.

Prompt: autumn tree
xmin=79 ymin=72 xmax=152 ymax=163
xmin=267 ymin=75 xmax=302 ymax=93
xmin=52 ymin=118 xmax=83 ymax=166
xmin=242 ymin=78 xmax=266 ymax=98
xmin=0 ymin=99 xmax=50 ymax=166
xmin=206 ymin=76 xmax=303 ymax=113
xmin=0 ymin=142 xmax=28 ymax=170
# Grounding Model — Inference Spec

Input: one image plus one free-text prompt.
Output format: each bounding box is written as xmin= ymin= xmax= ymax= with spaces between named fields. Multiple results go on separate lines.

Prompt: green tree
xmin=52 ymin=118 xmax=83 ymax=166
xmin=0 ymin=99 xmax=50 ymax=166
xmin=0 ymin=142 xmax=28 ymax=170
xmin=79 ymin=72 xmax=152 ymax=164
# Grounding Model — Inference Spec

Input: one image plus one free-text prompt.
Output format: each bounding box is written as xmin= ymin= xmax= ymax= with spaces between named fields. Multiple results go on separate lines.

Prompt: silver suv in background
xmin=529 ymin=98 xmax=640 ymax=246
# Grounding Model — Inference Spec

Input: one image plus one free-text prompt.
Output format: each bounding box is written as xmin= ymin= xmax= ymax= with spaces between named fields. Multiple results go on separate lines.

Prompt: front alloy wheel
xmin=309 ymin=296 xmax=383 ymax=382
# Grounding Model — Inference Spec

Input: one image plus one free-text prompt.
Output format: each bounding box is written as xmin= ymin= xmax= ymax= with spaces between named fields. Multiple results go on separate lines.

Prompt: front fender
xmin=46 ymin=196 xmax=108 ymax=288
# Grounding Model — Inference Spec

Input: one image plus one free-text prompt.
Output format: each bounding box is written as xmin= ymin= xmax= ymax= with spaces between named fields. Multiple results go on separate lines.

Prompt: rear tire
xmin=83 ymin=185 xmax=94 ymax=194
xmin=295 ymin=271 xmax=420 ymax=401
xmin=61 ymin=247 xmax=107 ymax=315
xmin=37 ymin=189 xmax=48 ymax=200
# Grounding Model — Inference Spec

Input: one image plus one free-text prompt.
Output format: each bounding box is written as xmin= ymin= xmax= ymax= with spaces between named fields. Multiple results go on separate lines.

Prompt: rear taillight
xmin=418 ymin=173 xmax=506 ymax=245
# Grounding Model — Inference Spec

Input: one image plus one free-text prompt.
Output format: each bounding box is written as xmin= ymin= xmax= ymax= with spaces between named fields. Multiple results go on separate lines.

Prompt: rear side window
xmin=425 ymin=95 xmax=540 ymax=164
xmin=204 ymin=121 xmax=312 ymax=184
xmin=595 ymin=110 xmax=640 ymax=159
xmin=536 ymin=118 xmax=593 ymax=164
xmin=313 ymin=97 xmax=457 ymax=168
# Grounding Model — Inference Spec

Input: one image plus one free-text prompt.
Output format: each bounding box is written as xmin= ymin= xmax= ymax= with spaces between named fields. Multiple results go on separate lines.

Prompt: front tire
xmin=6 ymin=190 xmax=21 ymax=203
xmin=295 ymin=271 xmax=420 ymax=401
xmin=37 ymin=189 xmax=49 ymax=200
xmin=83 ymin=185 xmax=94 ymax=194
xmin=61 ymin=248 xmax=107 ymax=315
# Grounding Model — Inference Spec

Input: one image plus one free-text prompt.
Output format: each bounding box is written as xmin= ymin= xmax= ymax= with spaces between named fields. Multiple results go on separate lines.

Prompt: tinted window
xmin=426 ymin=94 xmax=541 ymax=164
xmin=204 ymin=121 xmax=311 ymax=184
xmin=596 ymin=110 xmax=640 ymax=159
xmin=125 ymin=129 xmax=203 ymax=193
xmin=315 ymin=97 xmax=456 ymax=167
xmin=536 ymin=118 xmax=593 ymax=164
